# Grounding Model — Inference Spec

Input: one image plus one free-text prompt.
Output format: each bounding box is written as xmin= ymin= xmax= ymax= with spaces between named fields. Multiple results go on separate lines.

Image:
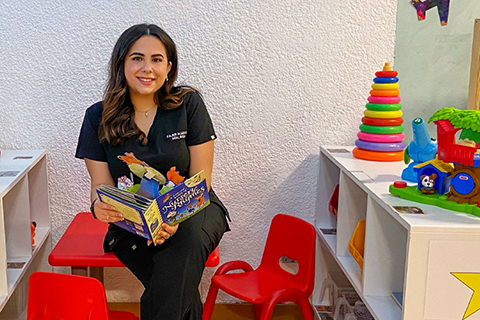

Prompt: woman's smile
xmin=138 ymin=77 xmax=156 ymax=85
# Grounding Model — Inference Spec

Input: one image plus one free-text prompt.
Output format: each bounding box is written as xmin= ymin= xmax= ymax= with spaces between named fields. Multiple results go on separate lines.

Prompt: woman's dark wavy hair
xmin=99 ymin=24 xmax=195 ymax=145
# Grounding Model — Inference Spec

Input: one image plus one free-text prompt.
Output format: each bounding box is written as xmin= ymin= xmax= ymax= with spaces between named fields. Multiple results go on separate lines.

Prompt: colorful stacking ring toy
xmin=352 ymin=147 xmax=403 ymax=161
xmin=367 ymin=96 xmax=401 ymax=104
xmin=364 ymin=110 xmax=403 ymax=119
xmin=355 ymin=139 xmax=406 ymax=152
xmin=365 ymin=103 xmax=401 ymax=111
xmin=357 ymin=132 xmax=405 ymax=143
xmin=373 ymin=77 xmax=399 ymax=83
xmin=359 ymin=124 xmax=404 ymax=134
xmin=361 ymin=117 xmax=403 ymax=126
xmin=371 ymin=83 xmax=399 ymax=90
xmin=375 ymin=70 xmax=398 ymax=77
xmin=353 ymin=62 xmax=404 ymax=162
xmin=369 ymin=89 xmax=400 ymax=97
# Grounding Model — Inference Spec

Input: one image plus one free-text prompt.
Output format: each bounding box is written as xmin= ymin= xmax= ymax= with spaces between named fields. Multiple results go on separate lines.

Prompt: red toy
xmin=31 ymin=221 xmax=36 ymax=246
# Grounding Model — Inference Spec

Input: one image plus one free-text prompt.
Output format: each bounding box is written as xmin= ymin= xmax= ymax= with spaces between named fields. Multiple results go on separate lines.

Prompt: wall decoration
xmin=411 ymin=0 xmax=451 ymax=26
xmin=452 ymin=272 xmax=480 ymax=319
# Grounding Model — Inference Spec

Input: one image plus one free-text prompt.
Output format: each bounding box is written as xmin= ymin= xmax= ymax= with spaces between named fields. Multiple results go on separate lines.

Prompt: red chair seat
xmin=212 ymin=270 xmax=303 ymax=303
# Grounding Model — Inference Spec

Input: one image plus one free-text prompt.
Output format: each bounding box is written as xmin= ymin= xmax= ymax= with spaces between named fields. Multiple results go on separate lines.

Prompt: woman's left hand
xmin=150 ymin=223 xmax=179 ymax=245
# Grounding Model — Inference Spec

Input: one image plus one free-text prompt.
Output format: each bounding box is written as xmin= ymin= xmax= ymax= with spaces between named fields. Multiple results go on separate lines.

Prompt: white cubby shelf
xmin=312 ymin=146 xmax=480 ymax=320
xmin=0 ymin=150 xmax=52 ymax=320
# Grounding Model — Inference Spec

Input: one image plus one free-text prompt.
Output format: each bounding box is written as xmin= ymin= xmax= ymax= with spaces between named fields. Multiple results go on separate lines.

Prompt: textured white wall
xmin=0 ymin=0 xmax=397 ymax=302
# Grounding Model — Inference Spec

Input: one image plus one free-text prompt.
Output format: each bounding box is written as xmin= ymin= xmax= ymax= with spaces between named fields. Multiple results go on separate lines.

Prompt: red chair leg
xmin=259 ymin=288 xmax=314 ymax=320
xmin=253 ymin=303 xmax=264 ymax=320
xmin=297 ymin=295 xmax=314 ymax=320
xmin=202 ymin=282 xmax=220 ymax=320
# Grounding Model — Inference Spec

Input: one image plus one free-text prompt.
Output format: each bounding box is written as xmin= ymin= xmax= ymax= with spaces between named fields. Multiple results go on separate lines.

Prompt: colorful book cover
xmin=96 ymin=170 xmax=210 ymax=241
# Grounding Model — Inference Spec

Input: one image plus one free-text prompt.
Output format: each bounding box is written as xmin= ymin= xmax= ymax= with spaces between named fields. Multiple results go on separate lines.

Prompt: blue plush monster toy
xmin=402 ymin=117 xmax=438 ymax=182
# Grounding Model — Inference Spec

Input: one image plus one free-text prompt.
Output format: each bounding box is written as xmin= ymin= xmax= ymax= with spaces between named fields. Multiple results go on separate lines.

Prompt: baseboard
xmin=108 ymin=302 xmax=305 ymax=319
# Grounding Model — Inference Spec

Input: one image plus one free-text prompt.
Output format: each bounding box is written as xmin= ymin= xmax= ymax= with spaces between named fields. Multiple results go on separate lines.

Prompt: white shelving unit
xmin=0 ymin=150 xmax=51 ymax=320
xmin=313 ymin=146 xmax=480 ymax=320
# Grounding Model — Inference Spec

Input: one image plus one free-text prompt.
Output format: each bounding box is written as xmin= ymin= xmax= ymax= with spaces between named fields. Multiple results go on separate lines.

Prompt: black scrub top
xmin=75 ymin=91 xmax=229 ymax=251
xmin=75 ymin=91 xmax=216 ymax=182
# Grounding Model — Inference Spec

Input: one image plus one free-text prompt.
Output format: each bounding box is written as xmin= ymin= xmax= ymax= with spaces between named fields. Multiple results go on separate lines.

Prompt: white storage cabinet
xmin=0 ymin=150 xmax=51 ymax=320
xmin=313 ymin=146 xmax=480 ymax=320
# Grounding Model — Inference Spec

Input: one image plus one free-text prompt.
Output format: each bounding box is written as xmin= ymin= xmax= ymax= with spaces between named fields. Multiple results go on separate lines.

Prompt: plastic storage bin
xmin=329 ymin=184 xmax=339 ymax=219
xmin=349 ymin=220 xmax=366 ymax=271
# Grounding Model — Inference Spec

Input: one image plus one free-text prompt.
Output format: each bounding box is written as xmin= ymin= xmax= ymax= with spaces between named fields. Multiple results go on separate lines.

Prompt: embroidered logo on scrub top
xmin=166 ymin=131 xmax=187 ymax=141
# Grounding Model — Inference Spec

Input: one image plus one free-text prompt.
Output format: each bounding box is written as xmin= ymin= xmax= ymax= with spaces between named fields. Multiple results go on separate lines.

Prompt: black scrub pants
xmin=112 ymin=202 xmax=227 ymax=320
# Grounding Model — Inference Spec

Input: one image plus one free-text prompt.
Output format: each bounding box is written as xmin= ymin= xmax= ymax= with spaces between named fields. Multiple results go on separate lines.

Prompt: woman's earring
xmin=165 ymin=77 xmax=169 ymax=85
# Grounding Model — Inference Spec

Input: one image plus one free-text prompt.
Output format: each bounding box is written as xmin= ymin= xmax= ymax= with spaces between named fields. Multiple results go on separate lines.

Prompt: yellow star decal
xmin=452 ymin=273 xmax=480 ymax=319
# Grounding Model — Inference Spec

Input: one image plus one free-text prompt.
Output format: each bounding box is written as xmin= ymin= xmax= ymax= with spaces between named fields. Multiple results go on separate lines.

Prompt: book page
xmin=99 ymin=194 xmax=144 ymax=225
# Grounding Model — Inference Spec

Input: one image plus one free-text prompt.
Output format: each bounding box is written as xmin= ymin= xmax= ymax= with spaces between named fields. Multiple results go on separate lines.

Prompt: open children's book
xmin=96 ymin=153 xmax=210 ymax=242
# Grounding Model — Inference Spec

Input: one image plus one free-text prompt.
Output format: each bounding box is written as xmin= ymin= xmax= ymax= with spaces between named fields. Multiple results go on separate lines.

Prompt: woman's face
xmin=124 ymin=35 xmax=172 ymax=101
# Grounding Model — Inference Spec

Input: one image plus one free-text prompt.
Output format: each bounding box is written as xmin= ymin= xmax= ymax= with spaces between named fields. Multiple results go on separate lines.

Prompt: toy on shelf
xmin=401 ymin=117 xmax=438 ymax=182
xmin=353 ymin=62 xmax=406 ymax=162
xmin=329 ymin=184 xmax=339 ymax=219
xmin=390 ymin=108 xmax=480 ymax=217
xmin=419 ymin=173 xmax=437 ymax=194
xmin=414 ymin=159 xmax=453 ymax=195
xmin=31 ymin=221 xmax=36 ymax=248
xmin=349 ymin=220 xmax=366 ymax=272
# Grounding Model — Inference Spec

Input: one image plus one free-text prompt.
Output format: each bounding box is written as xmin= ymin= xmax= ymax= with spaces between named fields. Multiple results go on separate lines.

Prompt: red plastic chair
xmin=206 ymin=246 xmax=220 ymax=267
xmin=27 ymin=272 xmax=138 ymax=320
xmin=203 ymin=214 xmax=316 ymax=320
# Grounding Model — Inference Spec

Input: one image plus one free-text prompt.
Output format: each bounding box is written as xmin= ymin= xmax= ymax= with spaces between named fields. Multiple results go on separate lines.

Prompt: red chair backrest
xmin=258 ymin=214 xmax=316 ymax=295
xmin=28 ymin=272 xmax=111 ymax=320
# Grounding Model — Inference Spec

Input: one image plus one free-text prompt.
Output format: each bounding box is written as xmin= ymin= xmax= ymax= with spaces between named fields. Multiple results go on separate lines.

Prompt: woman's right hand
xmin=94 ymin=200 xmax=124 ymax=223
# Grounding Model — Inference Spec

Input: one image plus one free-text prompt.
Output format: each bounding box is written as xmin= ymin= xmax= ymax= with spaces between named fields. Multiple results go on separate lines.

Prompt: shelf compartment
xmin=3 ymin=176 xmax=32 ymax=260
xmin=27 ymin=156 xmax=49 ymax=228
xmin=318 ymin=229 xmax=337 ymax=254
xmin=316 ymin=226 xmax=363 ymax=298
xmin=313 ymin=233 xmax=359 ymax=311
xmin=6 ymin=228 xmax=50 ymax=293
xmin=363 ymin=295 xmax=402 ymax=320
xmin=336 ymin=172 xmax=368 ymax=259
xmin=312 ymin=235 xmax=344 ymax=307
xmin=363 ymin=197 xmax=407 ymax=299
xmin=0 ymin=233 xmax=51 ymax=319
xmin=316 ymin=151 xmax=340 ymax=230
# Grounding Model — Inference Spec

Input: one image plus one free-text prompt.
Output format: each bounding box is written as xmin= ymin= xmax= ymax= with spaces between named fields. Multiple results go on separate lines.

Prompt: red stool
xmin=49 ymin=212 xmax=220 ymax=282
xmin=46 ymin=212 xmax=220 ymax=318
